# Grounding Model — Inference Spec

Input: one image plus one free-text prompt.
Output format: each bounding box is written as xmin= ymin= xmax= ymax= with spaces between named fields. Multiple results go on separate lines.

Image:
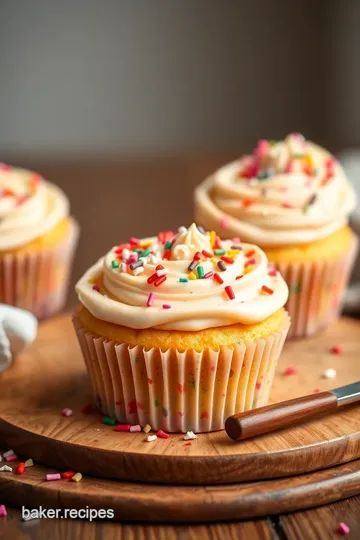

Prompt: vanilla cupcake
xmin=195 ymin=134 xmax=358 ymax=337
xmin=0 ymin=163 xmax=79 ymax=318
xmin=73 ymin=224 xmax=289 ymax=433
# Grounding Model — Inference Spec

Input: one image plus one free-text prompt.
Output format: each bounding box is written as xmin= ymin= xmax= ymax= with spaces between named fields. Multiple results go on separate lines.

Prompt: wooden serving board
xmin=1 ymin=452 xmax=360 ymax=523
xmin=1 ymin=314 xmax=360 ymax=485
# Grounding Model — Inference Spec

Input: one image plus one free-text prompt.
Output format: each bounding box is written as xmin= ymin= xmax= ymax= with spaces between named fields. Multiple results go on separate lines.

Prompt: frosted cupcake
xmin=0 ymin=163 xmax=79 ymax=319
xmin=194 ymin=134 xmax=358 ymax=338
xmin=73 ymin=223 xmax=290 ymax=433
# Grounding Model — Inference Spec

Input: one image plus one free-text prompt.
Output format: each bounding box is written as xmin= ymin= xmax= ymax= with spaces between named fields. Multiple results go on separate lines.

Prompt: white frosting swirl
xmin=76 ymin=224 xmax=288 ymax=331
xmin=194 ymin=135 xmax=357 ymax=246
xmin=0 ymin=165 xmax=70 ymax=249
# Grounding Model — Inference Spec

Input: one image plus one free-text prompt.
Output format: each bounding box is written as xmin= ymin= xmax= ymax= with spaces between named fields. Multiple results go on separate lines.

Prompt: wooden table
xmin=1 ymin=155 xmax=359 ymax=539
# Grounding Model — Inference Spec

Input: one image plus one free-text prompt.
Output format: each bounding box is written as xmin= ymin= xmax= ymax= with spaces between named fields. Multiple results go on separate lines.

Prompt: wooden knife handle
xmin=225 ymin=391 xmax=338 ymax=441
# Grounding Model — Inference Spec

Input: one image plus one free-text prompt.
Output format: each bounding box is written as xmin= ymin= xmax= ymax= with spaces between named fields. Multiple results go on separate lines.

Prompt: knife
xmin=225 ymin=381 xmax=360 ymax=441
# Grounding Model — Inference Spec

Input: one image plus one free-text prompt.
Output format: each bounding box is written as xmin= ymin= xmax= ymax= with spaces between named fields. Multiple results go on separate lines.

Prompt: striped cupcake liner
xmin=274 ymin=235 xmax=358 ymax=338
xmin=73 ymin=312 xmax=290 ymax=433
xmin=0 ymin=219 xmax=79 ymax=320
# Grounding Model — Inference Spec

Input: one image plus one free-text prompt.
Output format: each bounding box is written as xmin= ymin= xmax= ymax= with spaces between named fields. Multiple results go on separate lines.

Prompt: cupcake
xmin=73 ymin=223 xmax=290 ymax=433
xmin=0 ymin=163 xmax=79 ymax=319
xmin=194 ymin=134 xmax=358 ymax=338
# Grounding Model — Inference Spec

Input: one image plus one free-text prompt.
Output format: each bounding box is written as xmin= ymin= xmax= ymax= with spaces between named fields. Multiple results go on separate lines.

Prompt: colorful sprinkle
xmin=242 ymin=199 xmax=254 ymax=208
xmin=221 ymin=256 xmax=234 ymax=264
xmin=202 ymin=249 xmax=212 ymax=258
xmin=197 ymin=265 xmax=204 ymax=279
xmin=146 ymin=434 xmax=157 ymax=442
xmin=162 ymin=304 xmax=171 ymax=309
xmin=209 ymin=231 xmax=216 ymax=247
xmin=213 ymin=272 xmax=224 ymax=284
xmin=194 ymin=251 xmax=202 ymax=261
xmin=261 ymin=285 xmax=274 ymax=295
xmin=71 ymin=473 xmax=82 ymax=483
xmin=147 ymin=273 xmax=158 ymax=284
xmin=129 ymin=424 xmax=141 ymax=432
xmin=225 ymin=285 xmax=235 ymax=300
xmin=130 ymin=260 xmax=144 ymax=271
xmin=188 ymin=260 xmax=198 ymax=272
xmin=102 ymin=416 xmax=116 ymax=425
xmin=189 ymin=272 xmax=197 ymax=280
xmin=184 ymin=431 xmax=197 ymax=440
xmin=204 ymin=271 xmax=213 ymax=279
xmin=16 ymin=462 xmax=25 ymax=475
xmin=140 ymin=248 xmax=152 ymax=258
xmin=217 ymin=260 xmax=227 ymax=272
xmin=46 ymin=473 xmax=61 ymax=481
xmin=184 ymin=442 xmax=192 ymax=446
xmin=24 ymin=459 xmax=34 ymax=468
xmin=179 ymin=277 xmax=188 ymax=283
xmin=154 ymin=275 xmax=167 ymax=287
xmin=281 ymin=202 xmax=294 ymax=209
xmin=0 ymin=505 xmax=7 ymax=517
xmin=330 ymin=344 xmax=342 ymax=355
xmin=111 ymin=260 xmax=119 ymax=268
xmin=115 ymin=424 xmax=131 ymax=432
xmin=3 ymin=450 xmax=14 ymax=458
xmin=245 ymin=258 xmax=256 ymax=267
xmin=61 ymin=408 xmax=73 ymax=417
xmin=5 ymin=454 xmax=17 ymax=462
xmin=143 ymin=424 xmax=152 ymax=433
xmin=244 ymin=265 xmax=253 ymax=274
xmin=323 ymin=368 xmax=336 ymax=379
xmin=157 ymin=429 xmax=169 ymax=439
xmin=268 ymin=269 xmax=277 ymax=277
xmin=220 ymin=216 xmax=229 ymax=228
xmin=129 ymin=237 xmax=140 ymax=245
xmin=245 ymin=249 xmax=255 ymax=258
xmin=62 ymin=471 xmax=76 ymax=479
xmin=0 ymin=465 xmax=12 ymax=472
xmin=284 ymin=366 xmax=298 ymax=376
xmin=92 ymin=285 xmax=100 ymax=292
xmin=337 ymin=522 xmax=350 ymax=535
xmin=147 ymin=292 xmax=155 ymax=307
xmin=214 ymin=249 xmax=226 ymax=256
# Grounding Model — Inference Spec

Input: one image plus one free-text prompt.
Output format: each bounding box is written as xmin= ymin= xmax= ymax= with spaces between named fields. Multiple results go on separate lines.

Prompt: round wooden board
xmin=1 ymin=314 xmax=360 ymax=485
xmin=1 ymin=452 xmax=360 ymax=523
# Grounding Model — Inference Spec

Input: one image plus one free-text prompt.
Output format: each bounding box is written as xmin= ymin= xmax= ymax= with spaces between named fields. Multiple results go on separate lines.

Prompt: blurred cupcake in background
xmin=0 ymin=163 xmax=79 ymax=319
xmin=73 ymin=223 xmax=290 ymax=433
xmin=194 ymin=134 xmax=358 ymax=338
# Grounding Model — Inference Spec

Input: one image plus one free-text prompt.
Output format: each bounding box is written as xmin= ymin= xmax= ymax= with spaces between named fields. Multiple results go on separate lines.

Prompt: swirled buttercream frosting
xmin=0 ymin=163 xmax=70 ymax=250
xmin=194 ymin=134 xmax=357 ymax=247
xmin=76 ymin=223 xmax=288 ymax=331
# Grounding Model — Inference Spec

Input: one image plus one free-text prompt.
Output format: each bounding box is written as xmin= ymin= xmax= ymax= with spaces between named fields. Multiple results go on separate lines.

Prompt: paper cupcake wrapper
xmin=273 ymin=235 xmax=358 ymax=338
xmin=0 ymin=219 xmax=79 ymax=319
xmin=73 ymin=312 xmax=290 ymax=433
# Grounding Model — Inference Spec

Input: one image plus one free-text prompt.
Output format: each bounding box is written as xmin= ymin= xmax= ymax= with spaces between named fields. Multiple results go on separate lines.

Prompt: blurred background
xmin=1 ymin=0 xmax=360 ymax=305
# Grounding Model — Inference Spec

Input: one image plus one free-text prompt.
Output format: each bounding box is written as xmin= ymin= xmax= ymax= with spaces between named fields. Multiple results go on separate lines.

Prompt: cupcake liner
xmin=0 ymin=219 xmax=79 ymax=319
xmin=73 ymin=312 xmax=290 ymax=433
xmin=274 ymin=235 xmax=358 ymax=338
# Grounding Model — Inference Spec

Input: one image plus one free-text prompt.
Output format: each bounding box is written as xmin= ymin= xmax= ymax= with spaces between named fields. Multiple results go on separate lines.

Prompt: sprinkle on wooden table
xmin=337 ymin=522 xmax=350 ymax=535
xmin=157 ymin=429 xmax=169 ymax=439
xmin=115 ymin=424 xmax=131 ymax=432
xmin=184 ymin=442 xmax=192 ymax=446
xmin=72 ymin=472 xmax=82 ymax=483
xmin=184 ymin=431 xmax=197 ymax=440
xmin=102 ymin=416 xmax=116 ymax=425
xmin=61 ymin=408 xmax=73 ymax=417
xmin=323 ymin=368 xmax=336 ymax=379
xmin=46 ymin=473 xmax=61 ymax=481
xmin=143 ymin=424 xmax=151 ymax=433
xmin=225 ymin=285 xmax=235 ymax=300
xmin=0 ymin=505 xmax=7 ymax=517
xmin=16 ymin=462 xmax=25 ymax=475
xmin=62 ymin=471 xmax=76 ymax=479
xmin=146 ymin=434 xmax=157 ymax=442
xmin=330 ymin=344 xmax=342 ymax=355
xmin=3 ymin=450 xmax=14 ymax=458
xmin=130 ymin=424 xmax=141 ymax=432
xmin=5 ymin=454 xmax=17 ymax=462
xmin=284 ymin=366 xmax=298 ymax=376
xmin=0 ymin=465 xmax=12 ymax=472
xmin=261 ymin=285 xmax=274 ymax=295
xmin=213 ymin=272 xmax=224 ymax=284
xmin=24 ymin=459 xmax=34 ymax=468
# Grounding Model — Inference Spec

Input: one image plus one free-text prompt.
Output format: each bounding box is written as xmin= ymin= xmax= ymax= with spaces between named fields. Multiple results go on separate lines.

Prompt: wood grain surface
xmin=1 ymin=314 xmax=360 ymax=485
xmin=0 ymin=316 xmax=360 ymax=484
xmin=1 ymin=451 xmax=360 ymax=523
